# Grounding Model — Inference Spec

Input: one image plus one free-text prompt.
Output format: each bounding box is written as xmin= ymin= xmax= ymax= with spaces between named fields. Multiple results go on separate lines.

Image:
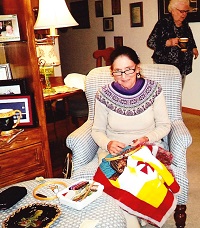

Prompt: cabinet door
xmin=0 ymin=143 xmax=46 ymax=187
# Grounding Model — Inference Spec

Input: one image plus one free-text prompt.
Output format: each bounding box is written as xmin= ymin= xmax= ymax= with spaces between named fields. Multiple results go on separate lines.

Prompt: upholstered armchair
xmin=66 ymin=64 xmax=192 ymax=228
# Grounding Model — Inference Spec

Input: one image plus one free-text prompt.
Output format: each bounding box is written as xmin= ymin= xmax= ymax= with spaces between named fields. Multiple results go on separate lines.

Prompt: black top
xmin=147 ymin=15 xmax=197 ymax=76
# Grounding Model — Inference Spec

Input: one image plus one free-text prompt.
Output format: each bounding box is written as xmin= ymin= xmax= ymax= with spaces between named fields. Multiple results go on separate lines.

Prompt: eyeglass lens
xmin=112 ymin=68 xmax=135 ymax=76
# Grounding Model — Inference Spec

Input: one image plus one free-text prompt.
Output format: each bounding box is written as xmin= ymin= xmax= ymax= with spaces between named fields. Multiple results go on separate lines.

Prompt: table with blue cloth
xmin=0 ymin=178 xmax=126 ymax=228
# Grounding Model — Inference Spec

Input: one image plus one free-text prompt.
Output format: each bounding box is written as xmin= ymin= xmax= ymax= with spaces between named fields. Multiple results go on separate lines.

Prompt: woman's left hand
xmin=193 ymin=48 xmax=199 ymax=59
xmin=132 ymin=136 xmax=149 ymax=147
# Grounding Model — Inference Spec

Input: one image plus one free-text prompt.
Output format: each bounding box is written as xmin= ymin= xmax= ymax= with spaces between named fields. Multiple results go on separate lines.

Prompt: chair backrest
xmin=85 ymin=64 xmax=182 ymax=121
xmin=93 ymin=47 xmax=114 ymax=67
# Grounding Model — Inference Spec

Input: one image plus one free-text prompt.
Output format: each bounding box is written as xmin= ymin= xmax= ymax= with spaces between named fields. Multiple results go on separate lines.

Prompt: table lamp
xmin=34 ymin=0 xmax=78 ymax=43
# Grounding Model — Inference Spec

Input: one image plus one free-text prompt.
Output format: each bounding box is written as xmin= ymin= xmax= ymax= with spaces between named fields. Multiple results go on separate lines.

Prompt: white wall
xmin=59 ymin=0 xmax=200 ymax=110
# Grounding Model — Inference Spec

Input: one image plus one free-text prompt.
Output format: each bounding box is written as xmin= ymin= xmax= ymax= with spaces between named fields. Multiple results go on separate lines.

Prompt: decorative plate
xmin=2 ymin=203 xmax=61 ymax=228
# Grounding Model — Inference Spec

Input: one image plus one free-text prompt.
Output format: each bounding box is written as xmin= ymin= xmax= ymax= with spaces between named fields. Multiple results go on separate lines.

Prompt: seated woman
xmin=91 ymin=46 xmax=172 ymax=227
xmin=91 ymin=46 xmax=171 ymax=161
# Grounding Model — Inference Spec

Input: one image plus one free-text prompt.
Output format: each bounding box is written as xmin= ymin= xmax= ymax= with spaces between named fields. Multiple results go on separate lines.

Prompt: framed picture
xmin=0 ymin=14 xmax=20 ymax=42
xmin=158 ymin=0 xmax=200 ymax=22
xmin=130 ymin=2 xmax=143 ymax=27
xmin=95 ymin=1 xmax=104 ymax=17
xmin=0 ymin=95 xmax=34 ymax=126
xmin=112 ymin=0 xmax=121 ymax=15
xmin=103 ymin=17 xmax=114 ymax=31
xmin=0 ymin=64 xmax=12 ymax=80
xmin=114 ymin=36 xmax=123 ymax=49
xmin=0 ymin=79 xmax=27 ymax=95
xmin=97 ymin=36 xmax=106 ymax=50
xmin=70 ymin=0 xmax=90 ymax=29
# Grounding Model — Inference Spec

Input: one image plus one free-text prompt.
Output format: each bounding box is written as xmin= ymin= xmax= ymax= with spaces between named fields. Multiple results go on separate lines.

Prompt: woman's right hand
xmin=166 ymin=38 xmax=179 ymax=47
xmin=107 ymin=141 xmax=126 ymax=156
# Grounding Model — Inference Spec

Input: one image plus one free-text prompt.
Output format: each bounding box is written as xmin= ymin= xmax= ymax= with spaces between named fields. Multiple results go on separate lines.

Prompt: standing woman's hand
xmin=193 ymin=48 xmax=199 ymax=59
xmin=166 ymin=38 xmax=179 ymax=47
xmin=107 ymin=141 xmax=126 ymax=156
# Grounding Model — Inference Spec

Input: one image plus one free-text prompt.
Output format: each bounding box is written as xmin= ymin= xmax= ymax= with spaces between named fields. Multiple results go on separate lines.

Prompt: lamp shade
xmin=34 ymin=0 xmax=78 ymax=30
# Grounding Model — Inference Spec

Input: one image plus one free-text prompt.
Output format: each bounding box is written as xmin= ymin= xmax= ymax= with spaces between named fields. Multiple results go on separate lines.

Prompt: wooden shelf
xmin=0 ymin=0 xmax=53 ymax=187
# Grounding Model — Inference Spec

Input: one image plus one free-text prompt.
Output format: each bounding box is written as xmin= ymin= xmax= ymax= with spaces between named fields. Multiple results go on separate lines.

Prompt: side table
xmin=0 ymin=178 xmax=126 ymax=228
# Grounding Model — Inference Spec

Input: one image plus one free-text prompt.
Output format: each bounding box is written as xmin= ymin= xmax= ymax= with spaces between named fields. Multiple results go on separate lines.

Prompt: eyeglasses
xmin=176 ymin=8 xmax=189 ymax=14
xmin=112 ymin=68 xmax=135 ymax=77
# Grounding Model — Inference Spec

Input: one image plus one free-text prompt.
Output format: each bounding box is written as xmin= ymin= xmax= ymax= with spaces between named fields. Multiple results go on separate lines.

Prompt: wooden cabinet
xmin=0 ymin=0 xmax=53 ymax=187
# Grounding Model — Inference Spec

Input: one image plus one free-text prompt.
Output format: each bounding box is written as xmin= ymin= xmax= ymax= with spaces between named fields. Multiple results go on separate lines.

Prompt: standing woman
xmin=147 ymin=0 xmax=198 ymax=87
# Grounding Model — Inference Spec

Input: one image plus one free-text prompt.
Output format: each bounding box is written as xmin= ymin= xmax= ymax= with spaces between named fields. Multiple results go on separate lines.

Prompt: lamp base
xmin=43 ymin=87 xmax=56 ymax=95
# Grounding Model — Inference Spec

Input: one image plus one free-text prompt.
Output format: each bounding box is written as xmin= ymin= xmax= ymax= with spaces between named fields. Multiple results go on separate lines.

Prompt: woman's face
xmin=171 ymin=2 xmax=189 ymax=25
xmin=112 ymin=55 xmax=139 ymax=89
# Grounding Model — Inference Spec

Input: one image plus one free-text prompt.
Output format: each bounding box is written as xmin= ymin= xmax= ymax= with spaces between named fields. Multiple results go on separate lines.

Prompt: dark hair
xmin=110 ymin=46 xmax=140 ymax=69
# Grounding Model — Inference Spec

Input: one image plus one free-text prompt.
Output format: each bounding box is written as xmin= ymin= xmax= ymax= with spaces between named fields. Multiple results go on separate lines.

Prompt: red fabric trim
xmin=168 ymin=180 xmax=180 ymax=193
xmin=94 ymin=168 xmax=176 ymax=225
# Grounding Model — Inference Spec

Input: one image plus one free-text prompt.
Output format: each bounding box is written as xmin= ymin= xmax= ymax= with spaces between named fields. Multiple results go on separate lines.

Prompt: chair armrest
xmin=168 ymin=119 xmax=192 ymax=171
xmin=71 ymin=155 xmax=98 ymax=180
xmin=66 ymin=120 xmax=98 ymax=171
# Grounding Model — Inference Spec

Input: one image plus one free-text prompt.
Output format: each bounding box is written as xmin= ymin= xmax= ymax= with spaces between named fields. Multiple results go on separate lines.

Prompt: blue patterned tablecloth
xmin=0 ymin=178 xmax=126 ymax=227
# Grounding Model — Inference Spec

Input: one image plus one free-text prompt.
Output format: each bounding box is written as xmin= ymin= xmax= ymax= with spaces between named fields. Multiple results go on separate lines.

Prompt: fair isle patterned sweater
xmin=91 ymin=78 xmax=171 ymax=151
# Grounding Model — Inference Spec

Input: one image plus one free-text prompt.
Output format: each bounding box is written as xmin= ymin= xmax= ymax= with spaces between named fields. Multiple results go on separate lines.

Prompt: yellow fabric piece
xmin=110 ymin=178 xmax=120 ymax=188
xmin=136 ymin=177 xmax=168 ymax=208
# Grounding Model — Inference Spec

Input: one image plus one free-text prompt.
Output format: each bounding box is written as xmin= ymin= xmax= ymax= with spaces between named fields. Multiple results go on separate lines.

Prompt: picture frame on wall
xmin=103 ymin=17 xmax=114 ymax=31
xmin=112 ymin=0 xmax=121 ymax=15
xmin=97 ymin=36 xmax=106 ymax=50
xmin=130 ymin=2 xmax=143 ymax=27
xmin=0 ymin=64 xmax=12 ymax=80
xmin=0 ymin=14 xmax=20 ymax=42
xmin=70 ymin=0 xmax=90 ymax=29
xmin=0 ymin=95 xmax=34 ymax=126
xmin=95 ymin=1 xmax=104 ymax=17
xmin=114 ymin=36 xmax=123 ymax=49
xmin=0 ymin=79 xmax=27 ymax=95
xmin=158 ymin=0 xmax=200 ymax=22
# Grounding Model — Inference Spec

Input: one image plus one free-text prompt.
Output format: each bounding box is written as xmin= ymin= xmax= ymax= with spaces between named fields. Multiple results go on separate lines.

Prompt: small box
xmin=57 ymin=179 xmax=104 ymax=210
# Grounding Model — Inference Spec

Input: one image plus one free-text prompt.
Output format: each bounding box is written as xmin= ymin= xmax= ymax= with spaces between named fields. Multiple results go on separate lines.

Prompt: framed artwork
xmin=112 ymin=0 xmax=121 ymax=15
xmin=97 ymin=36 xmax=106 ymax=50
xmin=114 ymin=36 xmax=123 ymax=49
xmin=130 ymin=2 xmax=143 ymax=27
xmin=95 ymin=1 xmax=104 ymax=17
xmin=0 ymin=79 xmax=27 ymax=95
xmin=0 ymin=14 xmax=20 ymax=42
xmin=0 ymin=95 xmax=34 ymax=126
xmin=70 ymin=0 xmax=90 ymax=29
xmin=0 ymin=64 xmax=12 ymax=80
xmin=103 ymin=17 xmax=114 ymax=31
xmin=158 ymin=0 xmax=200 ymax=22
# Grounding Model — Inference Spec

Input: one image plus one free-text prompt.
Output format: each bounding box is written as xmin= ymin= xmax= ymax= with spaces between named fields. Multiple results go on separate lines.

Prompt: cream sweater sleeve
xmin=91 ymin=99 xmax=111 ymax=151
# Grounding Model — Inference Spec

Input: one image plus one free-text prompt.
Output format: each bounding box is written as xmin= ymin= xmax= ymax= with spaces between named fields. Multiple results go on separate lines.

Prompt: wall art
xmin=114 ymin=36 xmax=123 ymax=49
xmin=103 ymin=17 xmax=114 ymax=31
xmin=112 ymin=0 xmax=121 ymax=15
xmin=95 ymin=1 xmax=104 ymax=17
xmin=70 ymin=0 xmax=90 ymax=29
xmin=97 ymin=36 xmax=106 ymax=50
xmin=130 ymin=2 xmax=143 ymax=27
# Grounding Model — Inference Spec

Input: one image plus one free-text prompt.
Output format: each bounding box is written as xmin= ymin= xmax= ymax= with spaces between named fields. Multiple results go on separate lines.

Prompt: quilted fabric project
xmin=93 ymin=145 xmax=180 ymax=227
